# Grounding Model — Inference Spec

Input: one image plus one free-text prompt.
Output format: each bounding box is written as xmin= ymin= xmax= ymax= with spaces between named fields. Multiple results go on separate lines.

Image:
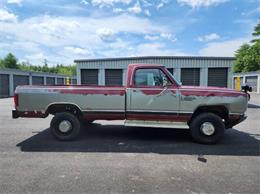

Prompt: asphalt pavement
xmin=0 ymin=97 xmax=259 ymax=193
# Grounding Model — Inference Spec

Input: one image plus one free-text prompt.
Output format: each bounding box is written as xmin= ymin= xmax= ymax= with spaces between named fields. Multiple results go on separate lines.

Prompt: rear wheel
xmin=190 ymin=112 xmax=225 ymax=144
xmin=50 ymin=112 xmax=81 ymax=141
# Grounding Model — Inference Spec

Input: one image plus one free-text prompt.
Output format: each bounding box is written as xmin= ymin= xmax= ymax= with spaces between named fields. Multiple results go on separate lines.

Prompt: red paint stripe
xmin=180 ymin=90 xmax=246 ymax=98
xmin=140 ymin=89 xmax=163 ymax=95
xmin=139 ymin=89 xmax=177 ymax=95
xmin=52 ymin=89 xmax=126 ymax=96
xmin=83 ymin=113 xmax=125 ymax=120
xmin=126 ymin=113 xmax=191 ymax=122
xmin=83 ymin=111 xmax=191 ymax=122
xmin=18 ymin=85 xmax=125 ymax=88
xmin=229 ymin=115 xmax=242 ymax=120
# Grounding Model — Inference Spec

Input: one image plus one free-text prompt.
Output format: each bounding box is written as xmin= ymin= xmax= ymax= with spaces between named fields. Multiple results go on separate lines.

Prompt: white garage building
xmin=0 ymin=68 xmax=77 ymax=98
xmin=75 ymin=56 xmax=235 ymax=88
xmin=233 ymin=71 xmax=260 ymax=93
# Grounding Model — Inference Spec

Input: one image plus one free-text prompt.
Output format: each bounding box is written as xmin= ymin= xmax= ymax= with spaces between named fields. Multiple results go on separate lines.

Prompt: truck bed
xmin=15 ymin=85 xmax=126 ymax=114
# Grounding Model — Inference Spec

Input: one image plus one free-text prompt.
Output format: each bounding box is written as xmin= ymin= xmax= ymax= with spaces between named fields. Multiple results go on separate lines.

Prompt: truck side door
xmin=126 ymin=67 xmax=180 ymax=120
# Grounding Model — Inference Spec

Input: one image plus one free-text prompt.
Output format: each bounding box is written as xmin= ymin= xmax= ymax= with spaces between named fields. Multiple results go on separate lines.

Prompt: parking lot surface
xmin=0 ymin=97 xmax=260 ymax=193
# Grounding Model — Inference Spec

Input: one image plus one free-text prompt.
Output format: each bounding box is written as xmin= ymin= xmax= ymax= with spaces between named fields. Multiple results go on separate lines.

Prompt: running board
xmin=124 ymin=120 xmax=189 ymax=129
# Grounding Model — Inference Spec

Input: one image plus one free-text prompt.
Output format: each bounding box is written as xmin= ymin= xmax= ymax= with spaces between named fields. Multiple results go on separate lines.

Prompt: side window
xmin=134 ymin=68 xmax=171 ymax=86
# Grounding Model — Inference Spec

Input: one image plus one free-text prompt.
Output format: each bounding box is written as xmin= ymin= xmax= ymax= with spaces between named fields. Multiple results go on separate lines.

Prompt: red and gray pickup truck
xmin=12 ymin=64 xmax=250 ymax=144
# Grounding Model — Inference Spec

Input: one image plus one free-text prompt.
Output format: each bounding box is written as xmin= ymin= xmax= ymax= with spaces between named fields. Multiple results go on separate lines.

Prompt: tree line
xmin=234 ymin=21 xmax=260 ymax=73
xmin=0 ymin=53 xmax=76 ymax=76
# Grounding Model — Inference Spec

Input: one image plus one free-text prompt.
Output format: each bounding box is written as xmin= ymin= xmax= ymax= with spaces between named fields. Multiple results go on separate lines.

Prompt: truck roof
xmin=128 ymin=63 xmax=164 ymax=69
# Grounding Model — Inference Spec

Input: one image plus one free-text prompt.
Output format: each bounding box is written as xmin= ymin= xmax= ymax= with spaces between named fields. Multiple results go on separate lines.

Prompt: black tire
xmin=50 ymin=112 xmax=81 ymax=141
xmin=190 ymin=112 xmax=225 ymax=144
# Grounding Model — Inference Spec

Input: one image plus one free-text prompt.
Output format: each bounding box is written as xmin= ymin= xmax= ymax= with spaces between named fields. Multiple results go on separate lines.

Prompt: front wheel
xmin=190 ymin=112 xmax=225 ymax=144
xmin=50 ymin=112 xmax=81 ymax=141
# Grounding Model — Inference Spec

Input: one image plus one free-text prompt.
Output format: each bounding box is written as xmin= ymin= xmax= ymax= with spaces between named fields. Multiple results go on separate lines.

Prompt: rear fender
xmin=46 ymin=103 xmax=82 ymax=117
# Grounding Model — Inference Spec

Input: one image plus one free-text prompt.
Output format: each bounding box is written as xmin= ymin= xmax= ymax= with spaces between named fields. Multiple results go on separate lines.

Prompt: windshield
xmin=165 ymin=69 xmax=182 ymax=86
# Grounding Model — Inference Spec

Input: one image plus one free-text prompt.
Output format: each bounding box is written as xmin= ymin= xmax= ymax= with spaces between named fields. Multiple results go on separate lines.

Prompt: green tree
xmin=19 ymin=61 xmax=32 ymax=71
xmin=1 ymin=52 xmax=76 ymax=76
xmin=233 ymin=21 xmax=260 ymax=73
xmin=234 ymin=44 xmax=251 ymax=73
xmin=56 ymin=64 xmax=76 ymax=76
xmin=243 ymin=42 xmax=260 ymax=72
xmin=251 ymin=22 xmax=260 ymax=43
xmin=0 ymin=58 xmax=4 ymax=68
xmin=3 ymin=53 xmax=19 ymax=69
xmin=42 ymin=59 xmax=49 ymax=72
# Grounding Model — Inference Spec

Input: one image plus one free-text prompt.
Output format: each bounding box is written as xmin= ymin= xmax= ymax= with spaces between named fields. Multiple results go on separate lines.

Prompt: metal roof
xmin=74 ymin=56 xmax=235 ymax=63
xmin=0 ymin=68 xmax=73 ymax=77
xmin=233 ymin=70 xmax=260 ymax=75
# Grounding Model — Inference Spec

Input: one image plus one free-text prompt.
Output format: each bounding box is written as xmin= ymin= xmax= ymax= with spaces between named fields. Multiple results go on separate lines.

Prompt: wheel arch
xmin=189 ymin=105 xmax=229 ymax=125
xmin=46 ymin=103 xmax=83 ymax=117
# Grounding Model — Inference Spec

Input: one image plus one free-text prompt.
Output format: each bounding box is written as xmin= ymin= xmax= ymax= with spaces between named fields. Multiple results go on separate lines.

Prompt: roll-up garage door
xmin=181 ymin=68 xmax=200 ymax=86
xmin=46 ymin=77 xmax=55 ymax=85
xmin=72 ymin=79 xmax=77 ymax=84
xmin=208 ymin=68 xmax=227 ymax=87
xmin=245 ymin=76 xmax=257 ymax=92
xmin=32 ymin=76 xmax=44 ymax=85
xmin=81 ymin=69 xmax=98 ymax=85
xmin=167 ymin=68 xmax=174 ymax=75
xmin=13 ymin=75 xmax=29 ymax=91
xmin=0 ymin=74 xmax=9 ymax=98
xmin=105 ymin=69 xmax=123 ymax=86
xmin=57 ymin=78 xmax=64 ymax=85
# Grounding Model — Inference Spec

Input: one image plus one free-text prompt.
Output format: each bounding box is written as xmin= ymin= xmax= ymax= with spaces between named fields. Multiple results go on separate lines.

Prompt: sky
xmin=0 ymin=0 xmax=259 ymax=66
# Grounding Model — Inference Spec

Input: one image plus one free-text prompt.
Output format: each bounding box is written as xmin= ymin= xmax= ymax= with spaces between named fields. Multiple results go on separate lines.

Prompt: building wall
xmin=0 ymin=69 xmax=77 ymax=97
xmin=75 ymin=56 xmax=234 ymax=88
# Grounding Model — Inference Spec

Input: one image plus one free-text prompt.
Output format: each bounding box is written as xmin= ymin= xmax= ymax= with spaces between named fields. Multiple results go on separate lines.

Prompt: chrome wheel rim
xmin=58 ymin=120 xmax=72 ymax=133
xmin=200 ymin=122 xmax=215 ymax=136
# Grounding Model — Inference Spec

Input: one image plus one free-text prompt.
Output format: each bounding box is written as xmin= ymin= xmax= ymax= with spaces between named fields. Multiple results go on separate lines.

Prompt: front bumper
xmin=12 ymin=110 xmax=19 ymax=119
xmin=226 ymin=114 xmax=247 ymax=128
